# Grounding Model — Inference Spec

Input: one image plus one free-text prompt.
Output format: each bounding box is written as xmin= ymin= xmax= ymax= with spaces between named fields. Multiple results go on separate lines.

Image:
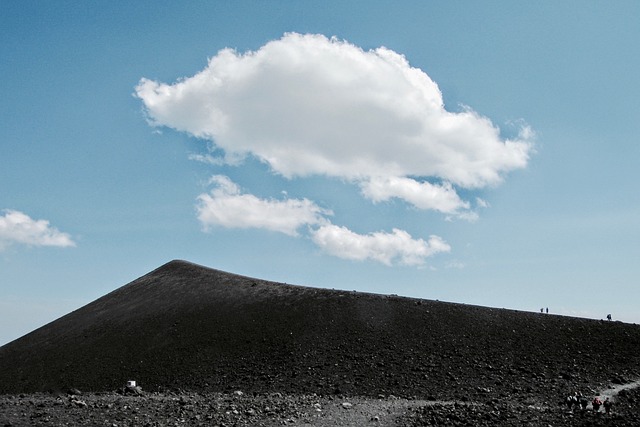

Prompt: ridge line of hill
xmin=0 ymin=259 xmax=639 ymax=403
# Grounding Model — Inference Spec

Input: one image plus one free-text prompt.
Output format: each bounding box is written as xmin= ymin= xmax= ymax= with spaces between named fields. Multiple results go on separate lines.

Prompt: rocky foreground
xmin=1 ymin=383 xmax=640 ymax=426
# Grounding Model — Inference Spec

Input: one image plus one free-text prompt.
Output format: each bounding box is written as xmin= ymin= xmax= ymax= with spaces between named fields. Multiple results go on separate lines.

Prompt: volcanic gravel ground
xmin=1 ymin=384 xmax=640 ymax=426
xmin=0 ymin=391 xmax=432 ymax=426
xmin=403 ymin=384 xmax=640 ymax=426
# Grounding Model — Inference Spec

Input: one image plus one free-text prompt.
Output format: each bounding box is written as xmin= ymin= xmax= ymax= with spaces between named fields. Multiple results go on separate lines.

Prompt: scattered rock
xmin=123 ymin=385 xmax=143 ymax=396
xmin=0 ymin=388 xmax=638 ymax=426
xmin=69 ymin=397 xmax=87 ymax=407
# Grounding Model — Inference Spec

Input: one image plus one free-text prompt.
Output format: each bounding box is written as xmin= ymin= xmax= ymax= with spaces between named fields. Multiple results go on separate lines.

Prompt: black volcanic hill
xmin=1 ymin=260 xmax=639 ymax=401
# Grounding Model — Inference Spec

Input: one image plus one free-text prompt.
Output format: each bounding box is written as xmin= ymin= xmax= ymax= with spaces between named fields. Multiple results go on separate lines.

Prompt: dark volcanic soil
xmin=1 ymin=259 xmax=639 ymax=426
xmin=2 ymin=386 xmax=640 ymax=426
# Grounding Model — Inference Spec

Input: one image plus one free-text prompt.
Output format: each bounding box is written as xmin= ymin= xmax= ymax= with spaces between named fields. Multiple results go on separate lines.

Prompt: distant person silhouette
xmin=607 ymin=314 xmax=612 ymax=321
xmin=592 ymin=396 xmax=602 ymax=412
xmin=566 ymin=393 xmax=578 ymax=411
xmin=574 ymin=392 xmax=583 ymax=411
xmin=580 ymin=394 xmax=588 ymax=410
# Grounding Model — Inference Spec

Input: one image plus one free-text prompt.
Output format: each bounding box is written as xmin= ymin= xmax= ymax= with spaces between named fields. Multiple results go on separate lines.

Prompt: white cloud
xmin=360 ymin=176 xmax=469 ymax=215
xmin=196 ymin=175 xmax=331 ymax=236
xmin=136 ymin=32 xmax=533 ymax=214
xmin=188 ymin=153 xmax=224 ymax=166
xmin=196 ymin=176 xmax=449 ymax=266
xmin=0 ymin=210 xmax=75 ymax=250
xmin=446 ymin=260 xmax=466 ymax=269
xmin=476 ymin=197 xmax=490 ymax=209
xmin=310 ymin=224 xmax=450 ymax=266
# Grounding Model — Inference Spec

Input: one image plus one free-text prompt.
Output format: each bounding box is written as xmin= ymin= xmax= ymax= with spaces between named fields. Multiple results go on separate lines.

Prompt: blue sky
xmin=1 ymin=1 xmax=639 ymax=345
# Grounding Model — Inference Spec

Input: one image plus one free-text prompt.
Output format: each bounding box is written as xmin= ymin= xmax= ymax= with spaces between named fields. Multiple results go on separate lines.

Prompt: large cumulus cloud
xmin=136 ymin=33 xmax=533 ymax=265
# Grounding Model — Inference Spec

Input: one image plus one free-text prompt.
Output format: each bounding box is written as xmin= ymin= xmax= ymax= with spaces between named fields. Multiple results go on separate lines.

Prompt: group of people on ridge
xmin=566 ymin=392 xmax=613 ymax=414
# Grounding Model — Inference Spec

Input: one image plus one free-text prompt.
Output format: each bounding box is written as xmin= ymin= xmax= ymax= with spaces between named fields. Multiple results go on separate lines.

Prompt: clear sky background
xmin=1 ymin=1 xmax=639 ymax=346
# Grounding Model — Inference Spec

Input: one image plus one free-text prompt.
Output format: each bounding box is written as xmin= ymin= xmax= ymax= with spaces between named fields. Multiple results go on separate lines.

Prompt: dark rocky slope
xmin=1 ymin=259 xmax=639 ymax=408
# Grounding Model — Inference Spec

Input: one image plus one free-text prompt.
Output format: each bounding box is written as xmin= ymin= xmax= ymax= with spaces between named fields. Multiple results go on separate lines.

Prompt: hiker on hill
xmin=565 ymin=393 xmax=576 ymax=411
xmin=579 ymin=393 xmax=589 ymax=410
xmin=607 ymin=314 xmax=612 ymax=321
xmin=603 ymin=397 xmax=613 ymax=414
xmin=574 ymin=392 xmax=584 ymax=411
xmin=592 ymin=396 xmax=603 ymax=412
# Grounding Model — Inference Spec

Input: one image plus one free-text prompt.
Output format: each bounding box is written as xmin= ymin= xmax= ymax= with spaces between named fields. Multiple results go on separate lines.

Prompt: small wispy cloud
xmin=360 ymin=176 xmax=470 ymax=218
xmin=188 ymin=153 xmax=225 ymax=166
xmin=445 ymin=260 xmax=465 ymax=269
xmin=196 ymin=175 xmax=331 ymax=236
xmin=311 ymin=225 xmax=450 ymax=266
xmin=0 ymin=209 xmax=75 ymax=251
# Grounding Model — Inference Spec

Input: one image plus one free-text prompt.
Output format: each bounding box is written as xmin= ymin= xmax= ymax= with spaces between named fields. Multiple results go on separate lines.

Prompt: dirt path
xmin=289 ymin=397 xmax=428 ymax=426
xmin=597 ymin=379 xmax=640 ymax=402
xmin=304 ymin=379 xmax=640 ymax=425
xmin=582 ymin=378 xmax=640 ymax=411
xmin=273 ymin=397 xmax=457 ymax=427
